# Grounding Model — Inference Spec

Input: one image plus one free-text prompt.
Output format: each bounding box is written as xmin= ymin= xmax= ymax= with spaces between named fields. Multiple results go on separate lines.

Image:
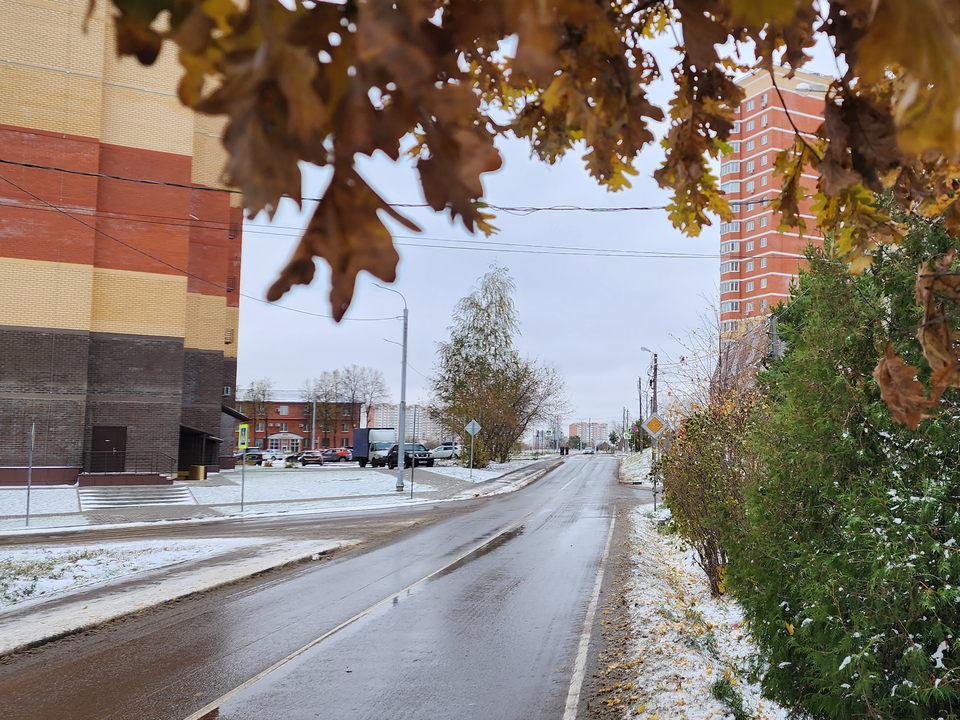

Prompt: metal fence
xmin=82 ymin=451 xmax=178 ymax=475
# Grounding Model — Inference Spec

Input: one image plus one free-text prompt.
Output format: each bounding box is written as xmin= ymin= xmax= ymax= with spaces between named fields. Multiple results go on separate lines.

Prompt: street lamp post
xmin=376 ymin=284 xmax=408 ymax=492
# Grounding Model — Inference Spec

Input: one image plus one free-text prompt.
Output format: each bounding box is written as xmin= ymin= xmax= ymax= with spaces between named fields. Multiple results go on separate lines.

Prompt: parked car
xmin=582 ymin=446 xmax=595 ymax=455
xmin=235 ymin=447 xmax=266 ymax=465
xmin=430 ymin=441 xmax=462 ymax=460
xmin=386 ymin=443 xmax=434 ymax=469
xmin=322 ymin=447 xmax=353 ymax=463
xmin=299 ymin=450 xmax=325 ymax=466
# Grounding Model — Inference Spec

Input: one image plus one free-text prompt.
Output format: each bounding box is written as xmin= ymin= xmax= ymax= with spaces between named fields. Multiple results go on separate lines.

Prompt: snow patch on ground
xmin=620 ymin=449 xmax=653 ymax=485
xmin=622 ymin=505 xmax=786 ymax=720
xmin=0 ymin=539 xmax=257 ymax=608
xmin=427 ymin=458 xmax=543 ymax=482
xmin=0 ymin=487 xmax=80 ymax=519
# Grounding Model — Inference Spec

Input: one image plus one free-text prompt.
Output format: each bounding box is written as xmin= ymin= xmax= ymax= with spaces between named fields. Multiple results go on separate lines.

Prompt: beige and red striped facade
xmin=719 ymin=68 xmax=827 ymax=337
xmin=0 ymin=0 xmax=242 ymax=481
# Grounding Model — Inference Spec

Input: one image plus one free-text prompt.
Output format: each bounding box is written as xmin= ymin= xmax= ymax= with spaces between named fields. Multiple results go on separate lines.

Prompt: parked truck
xmin=352 ymin=427 xmax=396 ymax=468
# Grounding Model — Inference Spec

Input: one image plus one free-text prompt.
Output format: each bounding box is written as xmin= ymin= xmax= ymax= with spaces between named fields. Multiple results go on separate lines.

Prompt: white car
xmin=582 ymin=447 xmax=595 ymax=455
xmin=430 ymin=442 xmax=462 ymax=460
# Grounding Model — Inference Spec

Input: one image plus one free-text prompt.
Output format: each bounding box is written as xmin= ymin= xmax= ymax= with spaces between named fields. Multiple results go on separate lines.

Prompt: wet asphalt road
xmin=0 ymin=455 xmax=621 ymax=720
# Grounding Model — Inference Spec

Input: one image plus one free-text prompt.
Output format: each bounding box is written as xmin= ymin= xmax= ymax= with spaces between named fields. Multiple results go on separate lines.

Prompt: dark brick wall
xmin=219 ymin=357 xmax=238 ymax=452
xmin=85 ymin=333 xmax=183 ymax=469
xmin=181 ymin=348 xmax=222 ymax=438
xmin=0 ymin=327 xmax=89 ymax=466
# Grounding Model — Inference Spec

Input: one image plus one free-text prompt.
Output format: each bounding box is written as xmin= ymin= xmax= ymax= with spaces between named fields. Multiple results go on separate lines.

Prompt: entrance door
xmin=91 ymin=426 xmax=127 ymax=472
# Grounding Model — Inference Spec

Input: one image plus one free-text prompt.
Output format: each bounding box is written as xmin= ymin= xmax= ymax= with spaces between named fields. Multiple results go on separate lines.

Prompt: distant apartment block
xmin=569 ymin=423 xmax=608 ymax=447
xmin=235 ymin=398 xmax=361 ymax=452
xmin=366 ymin=403 xmax=444 ymax=443
xmin=719 ymin=68 xmax=827 ymax=335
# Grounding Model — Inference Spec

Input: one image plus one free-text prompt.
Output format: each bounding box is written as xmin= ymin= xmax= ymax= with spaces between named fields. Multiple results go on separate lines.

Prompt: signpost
xmin=25 ymin=422 xmax=34 ymax=527
xmin=238 ymin=423 xmax=249 ymax=513
xmin=465 ymin=420 xmax=481 ymax=480
xmin=641 ymin=414 xmax=667 ymax=510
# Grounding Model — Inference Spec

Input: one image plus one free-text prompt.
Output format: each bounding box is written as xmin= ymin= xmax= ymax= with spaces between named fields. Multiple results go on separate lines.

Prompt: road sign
xmin=642 ymin=414 xmax=666 ymax=439
xmin=237 ymin=423 xmax=250 ymax=449
xmin=544 ymin=429 xmax=553 ymax=437
xmin=465 ymin=420 xmax=481 ymax=436
xmin=624 ymin=431 xmax=632 ymax=440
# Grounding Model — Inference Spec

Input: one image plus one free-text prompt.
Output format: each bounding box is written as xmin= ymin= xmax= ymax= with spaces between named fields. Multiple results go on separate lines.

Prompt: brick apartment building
xmin=569 ymin=422 xmax=608 ymax=447
xmin=366 ymin=403 xmax=443 ymax=443
xmin=235 ymin=400 xmax=361 ymax=452
xmin=0 ymin=2 xmax=243 ymax=483
xmin=719 ymin=68 xmax=827 ymax=335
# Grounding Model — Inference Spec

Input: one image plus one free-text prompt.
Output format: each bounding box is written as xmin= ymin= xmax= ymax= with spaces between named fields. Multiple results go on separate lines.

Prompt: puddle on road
xmin=429 ymin=526 xmax=525 ymax=582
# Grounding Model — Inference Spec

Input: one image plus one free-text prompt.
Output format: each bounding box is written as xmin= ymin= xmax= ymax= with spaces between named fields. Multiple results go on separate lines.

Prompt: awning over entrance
xmin=178 ymin=424 xmax=223 ymax=471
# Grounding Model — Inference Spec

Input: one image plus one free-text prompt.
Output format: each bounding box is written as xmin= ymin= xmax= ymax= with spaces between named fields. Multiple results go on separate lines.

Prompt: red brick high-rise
xmin=0 ymin=1 xmax=243 ymax=482
xmin=719 ymin=68 xmax=828 ymax=336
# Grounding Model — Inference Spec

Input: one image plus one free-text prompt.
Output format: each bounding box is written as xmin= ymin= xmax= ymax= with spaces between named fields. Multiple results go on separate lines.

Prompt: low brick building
xmin=235 ymin=400 xmax=362 ymax=452
xmin=0 ymin=2 xmax=243 ymax=484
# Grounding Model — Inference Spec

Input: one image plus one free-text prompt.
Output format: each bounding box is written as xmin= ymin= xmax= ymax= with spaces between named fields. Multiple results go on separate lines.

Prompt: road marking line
xmin=184 ymin=459 xmax=591 ymax=720
xmin=562 ymin=513 xmax=617 ymax=720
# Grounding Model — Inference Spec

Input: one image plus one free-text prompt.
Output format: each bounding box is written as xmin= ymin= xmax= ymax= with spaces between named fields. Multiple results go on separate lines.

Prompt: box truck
xmin=352 ymin=427 xmax=396 ymax=468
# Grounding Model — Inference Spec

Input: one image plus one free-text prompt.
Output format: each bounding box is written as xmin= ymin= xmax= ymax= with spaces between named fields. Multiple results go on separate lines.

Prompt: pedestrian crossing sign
xmin=238 ymin=423 xmax=250 ymax=449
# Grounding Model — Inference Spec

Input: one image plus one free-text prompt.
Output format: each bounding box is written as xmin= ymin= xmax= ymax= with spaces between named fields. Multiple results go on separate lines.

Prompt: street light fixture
xmin=375 ymin=284 xmax=408 ymax=492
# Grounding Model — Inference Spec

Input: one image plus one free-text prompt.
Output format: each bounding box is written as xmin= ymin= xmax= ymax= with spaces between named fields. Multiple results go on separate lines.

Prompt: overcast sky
xmin=236 ymin=36 xmax=840 ymax=433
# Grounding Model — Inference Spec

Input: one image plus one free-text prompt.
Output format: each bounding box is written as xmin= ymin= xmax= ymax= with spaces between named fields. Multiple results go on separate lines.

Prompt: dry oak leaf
xmin=873 ymin=343 xmax=932 ymax=430
xmin=266 ymin=166 xmax=420 ymax=321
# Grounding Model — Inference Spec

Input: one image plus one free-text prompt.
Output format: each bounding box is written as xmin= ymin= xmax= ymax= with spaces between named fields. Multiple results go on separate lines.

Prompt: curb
xmin=0 ymin=539 xmax=357 ymax=658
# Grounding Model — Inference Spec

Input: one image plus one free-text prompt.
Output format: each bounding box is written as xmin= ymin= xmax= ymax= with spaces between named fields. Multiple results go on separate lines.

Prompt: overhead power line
xmin=0 ymin=157 xmax=791 ymax=213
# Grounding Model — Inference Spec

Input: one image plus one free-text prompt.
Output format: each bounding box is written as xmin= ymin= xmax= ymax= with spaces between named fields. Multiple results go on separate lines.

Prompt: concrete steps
xmin=79 ymin=485 xmax=197 ymax=510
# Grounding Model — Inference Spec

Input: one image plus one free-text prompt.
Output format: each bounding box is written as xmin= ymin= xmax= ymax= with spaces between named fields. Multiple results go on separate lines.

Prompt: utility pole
xmin=311 ymin=398 xmax=316 ymax=450
xmin=651 ymin=353 xmax=658 ymax=415
xmin=375 ymin=283 xmax=408 ymax=492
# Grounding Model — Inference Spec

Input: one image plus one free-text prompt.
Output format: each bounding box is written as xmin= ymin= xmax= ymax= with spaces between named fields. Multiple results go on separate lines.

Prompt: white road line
xmin=563 ymin=513 xmax=617 ymax=720
xmin=183 ymin=461 xmax=591 ymax=720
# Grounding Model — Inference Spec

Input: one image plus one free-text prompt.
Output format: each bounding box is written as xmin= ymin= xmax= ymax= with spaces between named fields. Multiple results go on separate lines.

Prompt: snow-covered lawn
xmin=191 ymin=467 xmax=436 ymax=505
xmin=427 ymin=458 xmax=543 ymax=483
xmin=620 ymin=449 xmax=653 ymax=484
xmin=623 ymin=505 xmax=786 ymax=720
xmin=0 ymin=539 xmax=257 ymax=609
xmin=0 ymin=487 xmax=79 ymax=519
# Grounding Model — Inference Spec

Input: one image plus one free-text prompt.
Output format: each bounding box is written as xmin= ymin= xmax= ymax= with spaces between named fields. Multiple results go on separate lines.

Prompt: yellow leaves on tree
xmin=89 ymin=0 xmax=960 ymax=423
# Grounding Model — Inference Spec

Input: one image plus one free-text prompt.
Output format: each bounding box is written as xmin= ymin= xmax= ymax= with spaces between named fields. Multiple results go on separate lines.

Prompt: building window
xmin=733 ymin=121 xmax=740 ymax=134
xmin=223 ymin=385 xmax=232 ymax=397
xmin=720 ymin=221 xmax=740 ymax=234
xmin=269 ymin=439 xmax=280 ymax=450
xmin=746 ymin=301 xmax=754 ymax=313
xmin=760 ymin=258 xmax=767 ymax=268
xmin=722 ymin=320 xmax=741 ymax=333
xmin=761 ymin=114 xmax=768 ymax=127
xmin=720 ymin=261 xmax=740 ymax=274
xmin=341 ymin=422 xmax=349 ymax=432
xmin=291 ymin=439 xmax=300 ymax=453
xmin=721 ymin=181 xmax=741 ymax=194
xmin=746 ymin=221 xmax=755 ymax=232
xmin=746 ymin=201 xmax=754 ymax=211
xmin=761 ymin=175 xmax=768 ymax=186
xmin=760 ymin=237 xmax=768 ymax=247
xmin=255 ymin=438 xmax=264 ymax=448
xmin=255 ymin=422 xmax=265 ymax=432
xmin=761 ymin=92 xmax=768 ymax=107
xmin=746 ymin=240 xmax=754 ymax=251
xmin=760 ymin=299 xmax=767 ymax=309
xmin=746 ymin=99 xmax=755 ymax=111
xmin=761 ymin=278 xmax=768 ymax=288
xmin=746 ymin=281 xmax=754 ymax=291
xmin=720 ymin=161 xmax=740 ymax=175
xmin=746 ymin=261 xmax=755 ymax=271
xmin=746 ymin=180 xmax=755 ymax=193
xmin=341 ymin=438 xmax=349 ymax=447
xmin=761 ymin=134 xmax=768 ymax=145
xmin=721 ymin=300 xmax=740 ymax=313
xmin=746 ymin=120 xmax=755 ymax=131
xmin=342 ymin=408 xmax=350 ymax=417
xmin=746 ymin=160 xmax=755 ymax=173
xmin=720 ymin=280 xmax=740 ymax=293
xmin=746 ymin=140 xmax=755 ymax=151
xmin=279 ymin=422 xmax=288 ymax=432
xmin=760 ymin=154 xmax=768 ymax=166
xmin=278 ymin=405 xmax=289 ymax=416
xmin=730 ymin=141 xmax=740 ymax=153
xmin=761 ymin=216 xmax=768 ymax=227
xmin=224 ymin=328 xmax=234 ymax=345
xmin=720 ymin=241 xmax=740 ymax=254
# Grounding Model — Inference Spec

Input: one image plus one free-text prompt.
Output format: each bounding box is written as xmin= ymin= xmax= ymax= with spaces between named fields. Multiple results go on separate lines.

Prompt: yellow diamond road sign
xmin=642 ymin=414 xmax=666 ymax=439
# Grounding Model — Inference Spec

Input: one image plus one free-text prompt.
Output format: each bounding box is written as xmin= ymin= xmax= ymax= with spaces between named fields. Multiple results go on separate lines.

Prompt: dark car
xmin=299 ymin=450 xmax=325 ymax=466
xmin=386 ymin=442 xmax=434 ymax=469
xmin=322 ymin=447 xmax=353 ymax=463
xmin=235 ymin=447 xmax=266 ymax=465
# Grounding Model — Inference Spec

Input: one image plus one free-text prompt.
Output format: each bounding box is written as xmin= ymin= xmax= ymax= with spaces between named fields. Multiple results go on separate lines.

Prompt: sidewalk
xmin=0 ymin=458 xmax=563 ymax=533
xmin=0 ymin=457 xmax=564 ymax=657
